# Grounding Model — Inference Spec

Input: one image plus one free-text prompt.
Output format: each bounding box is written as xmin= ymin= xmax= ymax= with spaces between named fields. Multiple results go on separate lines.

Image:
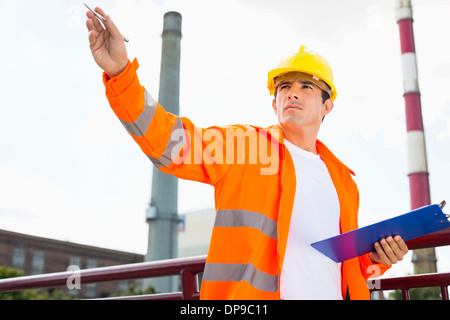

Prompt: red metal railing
xmin=370 ymin=272 xmax=450 ymax=300
xmin=0 ymin=255 xmax=206 ymax=300
xmin=0 ymin=229 xmax=449 ymax=300
xmin=370 ymin=228 xmax=450 ymax=300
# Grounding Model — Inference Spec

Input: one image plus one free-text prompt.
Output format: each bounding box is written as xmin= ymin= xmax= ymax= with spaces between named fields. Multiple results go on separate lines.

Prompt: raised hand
xmin=85 ymin=7 xmax=129 ymax=78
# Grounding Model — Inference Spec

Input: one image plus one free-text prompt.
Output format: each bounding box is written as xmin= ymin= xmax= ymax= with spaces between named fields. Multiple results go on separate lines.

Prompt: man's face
xmin=272 ymin=78 xmax=333 ymax=131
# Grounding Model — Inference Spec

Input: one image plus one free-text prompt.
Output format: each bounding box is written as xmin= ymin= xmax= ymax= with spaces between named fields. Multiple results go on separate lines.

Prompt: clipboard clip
xmin=439 ymin=200 xmax=450 ymax=220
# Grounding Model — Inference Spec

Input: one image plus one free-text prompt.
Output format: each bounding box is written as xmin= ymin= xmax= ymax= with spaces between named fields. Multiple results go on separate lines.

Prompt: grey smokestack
xmin=145 ymin=11 xmax=182 ymax=294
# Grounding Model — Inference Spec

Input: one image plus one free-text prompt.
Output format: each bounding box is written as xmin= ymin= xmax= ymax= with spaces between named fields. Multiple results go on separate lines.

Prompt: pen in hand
xmin=84 ymin=3 xmax=129 ymax=42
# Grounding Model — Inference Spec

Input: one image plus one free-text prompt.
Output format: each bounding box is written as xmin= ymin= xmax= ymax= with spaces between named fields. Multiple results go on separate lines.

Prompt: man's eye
xmin=280 ymin=85 xmax=290 ymax=90
xmin=303 ymin=85 xmax=312 ymax=89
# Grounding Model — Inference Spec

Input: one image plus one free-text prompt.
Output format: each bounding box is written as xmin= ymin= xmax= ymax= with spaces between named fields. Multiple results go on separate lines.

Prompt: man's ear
xmin=272 ymin=99 xmax=277 ymax=114
xmin=322 ymin=99 xmax=334 ymax=116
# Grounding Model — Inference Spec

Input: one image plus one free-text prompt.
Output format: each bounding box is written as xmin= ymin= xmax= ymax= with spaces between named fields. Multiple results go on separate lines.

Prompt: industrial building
xmin=0 ymin=228 xmax=144 ymax=298
xmin=0 ymin=206 xmax=214 ymax=298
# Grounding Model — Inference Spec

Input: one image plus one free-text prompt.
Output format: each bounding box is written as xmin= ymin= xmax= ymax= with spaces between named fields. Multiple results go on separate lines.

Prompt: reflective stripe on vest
xmin=120 ymin=90 xmax=156 ymax=137
xmin=119 ymin=90 xmax=186 ymax=168
xmin=215 ymin=209 xmax=277 ymax=240
xmin=203 ymin=209 xmax=279 ymax=293
xmin=147 ymin=116 xmax=185 ymax=168
xmin=203 ymin=263 xmax=279 ymax=292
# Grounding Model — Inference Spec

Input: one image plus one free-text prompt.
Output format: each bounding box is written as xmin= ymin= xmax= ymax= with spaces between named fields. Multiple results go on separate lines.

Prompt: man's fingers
xmin=93 ymin=6 xmax=108 ymax=19
xmin=92 ymin=16 xmax=105 ymax=33
xmin=86 ymin=14 xmax=95 ymax=32
xmin=88 ymin=30 xmax=97 ymax=47
xmin=371 ymin=236 xmax=409 ymax=267
xmin=86 ymin=11 xmax=105 ymax=33
xmin=86 ymin=17 xmax=97 ymax=33
xmin=86 ymin=17 xmax=100 ymax=48
xmin=374 ymin=241 xmax=391 ymax=266
xmin=381 ymin=237 xmax=398 ymax=264
xmin=97 ymin=10 xmax=124 ymax=42
xmin=384 ymin=236 xmax=408 ymax=262
xmin=386 ymin=236 xmax=400 ymax=253
xmin=392 ymin=236 xmax=408 ymax=261
xmin=394 ymin=235 xmax=409 ymax=254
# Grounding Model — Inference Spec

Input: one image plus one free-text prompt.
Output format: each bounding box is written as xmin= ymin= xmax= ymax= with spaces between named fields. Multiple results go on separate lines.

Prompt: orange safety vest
xmin=103 ymin=59 xmax=390 ymax=300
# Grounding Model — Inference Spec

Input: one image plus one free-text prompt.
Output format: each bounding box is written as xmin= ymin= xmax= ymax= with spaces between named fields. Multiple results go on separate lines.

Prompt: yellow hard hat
xmin=267 ymin=45 xmax=337 ymax=101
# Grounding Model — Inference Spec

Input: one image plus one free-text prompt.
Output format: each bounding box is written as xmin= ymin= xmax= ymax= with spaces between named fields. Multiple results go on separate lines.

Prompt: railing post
xmin=402 ymin=289 xmax=411 ymax=300
xmin=180 ymin=269 xmax=198 ymax=300
xmin=441 ymin=286 xmax=449 ymax=300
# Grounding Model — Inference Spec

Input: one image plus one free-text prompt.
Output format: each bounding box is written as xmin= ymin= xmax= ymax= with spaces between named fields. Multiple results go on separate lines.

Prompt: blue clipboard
xmin=311 ymin=203 xmax=450 ymax=263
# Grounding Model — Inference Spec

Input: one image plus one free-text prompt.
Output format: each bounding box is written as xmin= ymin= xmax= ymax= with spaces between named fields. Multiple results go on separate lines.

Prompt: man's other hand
xmin=369 ymin=235 xmax=409 ymax=266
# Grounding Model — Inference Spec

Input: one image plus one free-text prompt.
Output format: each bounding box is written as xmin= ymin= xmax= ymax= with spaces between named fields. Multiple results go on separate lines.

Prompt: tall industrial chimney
xmin=145 ymin=11 xmax=182 ymax=293
xmin=395 ymin=0 xmax=436 ymax=273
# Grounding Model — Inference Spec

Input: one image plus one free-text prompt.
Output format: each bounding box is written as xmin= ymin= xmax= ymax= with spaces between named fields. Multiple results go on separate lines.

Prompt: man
xmin=86 ymin=7 xmax=408 ymax=300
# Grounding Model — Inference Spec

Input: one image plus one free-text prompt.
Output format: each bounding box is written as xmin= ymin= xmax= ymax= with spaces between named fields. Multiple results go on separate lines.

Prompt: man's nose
xmin=288 ymin=88 xmax=299 ymax=100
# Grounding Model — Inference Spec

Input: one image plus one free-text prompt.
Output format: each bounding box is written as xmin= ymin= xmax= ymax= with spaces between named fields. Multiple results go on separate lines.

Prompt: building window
xmin=118 ymin=280 xmax=129 ymax=294
xmin=31 ymin=251 xmax=45 ymax=275
xmin=11 ymin=247 xmax=26 ymax=272
xmin=69 ymin=256 xmax=81 ymax=269
xmin=85 ymin=259 xmax=97 ymax=298
xmin=134 ymin=279 xmax=144 ymax=292
xmin=178 ymin=214 xmax=186 ymax=231
xmin=86 ymin=259 xmax=97 ymax=269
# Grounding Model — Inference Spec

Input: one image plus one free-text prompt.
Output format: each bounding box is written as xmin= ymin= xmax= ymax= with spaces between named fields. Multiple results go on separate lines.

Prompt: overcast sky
xmin=1 ymin=0 xmax=449 ymax=277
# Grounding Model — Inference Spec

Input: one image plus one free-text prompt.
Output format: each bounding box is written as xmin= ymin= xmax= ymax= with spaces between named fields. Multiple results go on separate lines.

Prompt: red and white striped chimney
xmin=396 ymin=0 xmax=431 ymax=210
xmin=396 ymin=0 xmax=436 ymax=273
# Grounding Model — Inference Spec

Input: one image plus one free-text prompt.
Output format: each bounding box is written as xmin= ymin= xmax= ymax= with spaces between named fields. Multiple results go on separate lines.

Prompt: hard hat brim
xmin=267 ymin=67 xmax=337 ymax=101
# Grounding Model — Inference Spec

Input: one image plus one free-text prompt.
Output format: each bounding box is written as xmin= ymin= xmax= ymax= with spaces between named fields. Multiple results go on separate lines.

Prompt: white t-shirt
xmin=280 ymin=139 xmax=342 ymax=300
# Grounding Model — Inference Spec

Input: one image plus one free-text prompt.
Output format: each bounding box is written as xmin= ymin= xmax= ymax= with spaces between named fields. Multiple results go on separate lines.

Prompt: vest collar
xmin=267 ymin=124 xmax=354 ymax=175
